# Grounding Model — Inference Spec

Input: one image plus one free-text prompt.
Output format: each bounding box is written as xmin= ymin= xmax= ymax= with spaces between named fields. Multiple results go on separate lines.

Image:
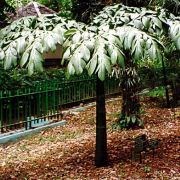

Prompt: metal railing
xmin=1 ymin=67 xmax=179 ymax=134
xmin=0 ymin=76 xmax=120 ymax=133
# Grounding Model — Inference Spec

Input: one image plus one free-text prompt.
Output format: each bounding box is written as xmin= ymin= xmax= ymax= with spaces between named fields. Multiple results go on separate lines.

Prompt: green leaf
xmin=28 ymin=35 xmax=35 ymax=45
xmin=126 ymin=31 xmax=136 ymax=49
xmin=53 ymin=25 xmax=65 ymax=44
xmin=117 ymin=51 xmax=125 ymax=69
xmin=82 ymin=31 xmax=89 ymax=40
xmin=146 ymin=38 xmax=152 ymax=49
xmin=131 ymin=116 xmax=136 ymax=123
xmin=130 ymin=13 xmax=139 ymax=20
xmin=133 ymin=19 xmax=143 ymax=29
xmin=31 ymin=48 xmax=43 ymax=62
xmin=152 ymin=17 xmax=162 ymax=29
xmin=107 ymin=44 xmax=113 ymax=55
xmin=85 ymin=39 xmax=95 ymax=51
xmin=88 ymin=26 xmax=97 ymax=32
xmin=43 ymin=33 xmax=56 ymax=52
xmin=156 ymin=49 xmax=162 ymax=62
xmin=34 ymin=41 xmax=43 ymax=53
xmin=86 ymin=55 xmax=97 ymax=76
xmin=28 ymin=61 xmax=34 ymax=76
xmin=0 ymin=49 xmax=5 ymax=60
xmin=72 ymin=32 xmax=81 ymax=43
xmin=121 ymin=16 xmax=129 ymax=23
xmin=132 ymin=40 xmax=143 ymax=60
xmin=97 ymin=66 xmax=105 ymax=81
xmin=96 ymin=53 xmax=111 ymax=81
xmin=34 ymin=61 xmax=43 ymax=72
xmin=83 ymin=45 xmax=90 ymax=61
xmin=4 ymin=47 xmax=17 ymax=69
xmin=24 ymin=18 xmax=30 ymax=27
xmin=115 ymin=36 xmax=124 ymax=48
xmin=127 ymin=116 xmax=131 ymax=124
xmin=64 ymin=29 xmax=77 ymax=38
xmin=142 ymin=16 xmax=150 ymax=29
xmin=176 ymin=37 xmax=180 ymax=50
xmin=29 ymin=48 xmax=43 ymax=72
xmin=148 ymin=44 xmax=157 ymax=60
xmin=16 ymin=37 xmax=26 ymax=54
xmin=104 ymin=55 xmax=111 ymax=73
xmin=111 ymin=50 xmax=118 ymax=64
xmin=170 ymin=24 xmax=179 ymax=38
xmin=71 ymin=53 xmax=85 ymax=74
xmin=67 ymin=62 xmax=75 ymax=75
xmin=20 ymin=51 xmax=30 ymax=67
xmin=62 ymin=47 xmax=71 ymax=61
xmin=96 ymin=56 xmax=106 ymax=81
xmin=34 ymin=59 xmax=43 ymax=72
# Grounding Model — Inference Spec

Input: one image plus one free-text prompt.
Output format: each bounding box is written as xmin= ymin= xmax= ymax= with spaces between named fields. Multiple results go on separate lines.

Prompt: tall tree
xmin=89 ymin=4 xmax=179 ymax=127
xmin=0 ymin=3 xmax=179 ymax=166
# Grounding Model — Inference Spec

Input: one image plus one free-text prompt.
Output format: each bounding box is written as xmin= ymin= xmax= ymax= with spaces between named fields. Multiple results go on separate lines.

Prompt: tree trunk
xmin=161 ymin=57 xmax=170 ymax=107
xmin=119 ymin=57 xmax=141 ymax=128
xmin=120 ymin=85 xmax=140 ymax=121
xmin=95 ymin=76 xmax=108 ymax=167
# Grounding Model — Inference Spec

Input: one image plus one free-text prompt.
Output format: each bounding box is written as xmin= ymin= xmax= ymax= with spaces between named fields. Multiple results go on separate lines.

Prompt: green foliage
xmin=92 ymin=4 xmax=178 ymax=39
xmin=6 ymin=0 xmax=30 ymax=8
xmin=147 ymin=86 xmax=165 ymax=97
xmin=0 ymin=66 xmax=95 ymax=90
xmin=112 ymin=115 xmax=143 ymax=129
xmin=144 ymin=165 xmax=151 ymax=173
xmin=62 ymin=24 xmax=164 ymax=80
xmin=1 ymin=3 xmax=179 ymax=79
xmin=58 ymin=0 xmax=73 ymax=18
xmin=92 ymin=4 xmax=180 ymax=53
xmin=0 ymin=67 xmax=66 ymax=90
xmin=169 ymin=19 xmax=180 ymax=50
xmin=138 ymin=66 xmax=180 ymax=90
xmin=0 ymin=14 xmax=85 ymax=75
xmin=61 ymin=4 xmax=179 ymax=82
xmin=120 ymin=116 xmax=143 ymax=129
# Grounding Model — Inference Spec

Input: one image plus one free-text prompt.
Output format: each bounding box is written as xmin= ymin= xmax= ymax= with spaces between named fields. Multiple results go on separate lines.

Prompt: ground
xmin=0 ymin=96 xmax=179 ymax=179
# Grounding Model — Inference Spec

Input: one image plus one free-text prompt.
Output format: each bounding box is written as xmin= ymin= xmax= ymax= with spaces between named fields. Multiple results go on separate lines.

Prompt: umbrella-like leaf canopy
xmin=0 ymin=14 xmax=85 ymax=75
xmin=0 ymin=4 xmax=179 ymax=77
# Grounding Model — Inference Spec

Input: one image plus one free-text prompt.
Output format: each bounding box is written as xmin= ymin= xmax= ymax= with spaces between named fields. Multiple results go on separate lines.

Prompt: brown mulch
xmin=0 ymin=97 xmax=179 ymax=179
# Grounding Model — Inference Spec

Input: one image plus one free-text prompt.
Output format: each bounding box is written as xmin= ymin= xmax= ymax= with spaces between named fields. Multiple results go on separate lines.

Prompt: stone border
xmin=0 ymin=120 xmax=66 ymax=144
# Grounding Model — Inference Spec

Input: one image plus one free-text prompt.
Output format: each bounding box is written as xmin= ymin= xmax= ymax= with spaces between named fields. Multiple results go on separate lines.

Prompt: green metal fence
xmin=1 ymin=67 xmax=179 ymax=134
xmin=0 ymin=76 xmax=120 ymax=133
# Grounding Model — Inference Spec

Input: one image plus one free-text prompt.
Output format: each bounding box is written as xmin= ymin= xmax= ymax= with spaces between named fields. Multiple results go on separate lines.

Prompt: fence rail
xmin=1 ymin=67 xmax=179 ymax=134
xmin=0 ymin=76 xmax=120 ymax=133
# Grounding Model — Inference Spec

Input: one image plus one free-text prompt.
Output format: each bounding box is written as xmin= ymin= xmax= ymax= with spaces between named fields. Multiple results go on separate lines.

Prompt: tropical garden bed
xmin=0 ymin=97 xmax=179 ymax=179
xmin=0 ymin=0 xmax=179 ymax=178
